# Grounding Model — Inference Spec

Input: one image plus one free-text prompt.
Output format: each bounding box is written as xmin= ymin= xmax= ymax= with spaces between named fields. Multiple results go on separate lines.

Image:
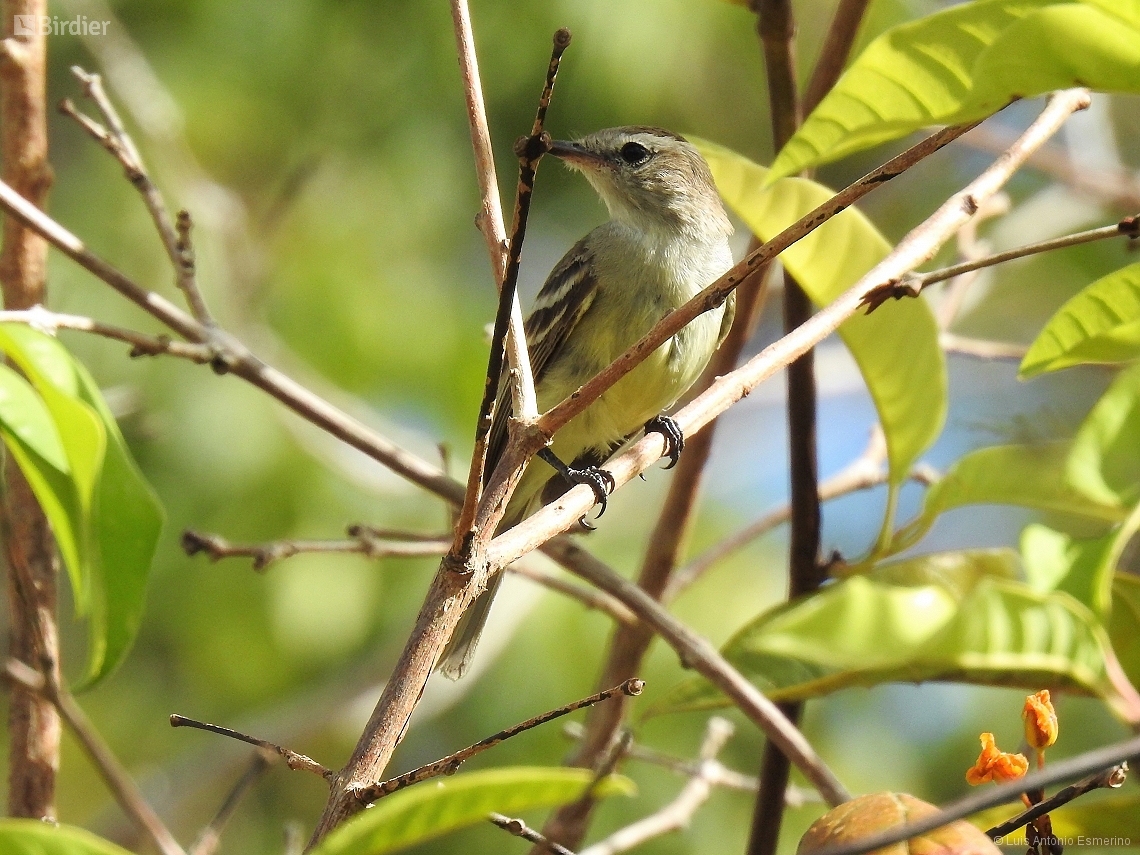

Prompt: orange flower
xmin=966 ymin=733 xmax=1029 ymax=785
xmin=1023 ymin=690 xmax=1058 ymax=750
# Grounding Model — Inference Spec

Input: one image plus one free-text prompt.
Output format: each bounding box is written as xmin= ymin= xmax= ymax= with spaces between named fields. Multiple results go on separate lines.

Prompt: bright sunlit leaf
xmin=767 ymin=0 xmax=1140 ymax=180
xmin=651 ymin=573 xmax=1118 ymax=715
xmin=311 ymin=768 xmax=635 ymax=855
xmin=1020 ymin=262 xmax=1140 ymax=377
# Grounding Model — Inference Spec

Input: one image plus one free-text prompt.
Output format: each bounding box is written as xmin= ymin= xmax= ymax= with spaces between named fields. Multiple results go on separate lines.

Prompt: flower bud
xmin=1023 ymin=690 xmax=1058 ymax=750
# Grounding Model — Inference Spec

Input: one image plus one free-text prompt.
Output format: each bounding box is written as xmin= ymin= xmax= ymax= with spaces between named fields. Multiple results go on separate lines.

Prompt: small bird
xmin=439 ymin=126 xmax=736 ymax=679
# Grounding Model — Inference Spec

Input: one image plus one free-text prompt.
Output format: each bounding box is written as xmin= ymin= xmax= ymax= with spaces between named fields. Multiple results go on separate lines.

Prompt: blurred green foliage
xmin=2 ymin=0 xmax=1139 ymax=853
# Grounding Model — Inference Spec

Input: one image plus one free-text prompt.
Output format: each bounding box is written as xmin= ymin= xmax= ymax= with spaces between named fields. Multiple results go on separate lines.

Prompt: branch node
xmin=553 ymin=27 xmax=572 ymax=49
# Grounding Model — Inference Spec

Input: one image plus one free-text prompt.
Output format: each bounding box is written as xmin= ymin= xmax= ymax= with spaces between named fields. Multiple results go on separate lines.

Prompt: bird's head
xmin=548 ymin=127 xmax=733 ymax=243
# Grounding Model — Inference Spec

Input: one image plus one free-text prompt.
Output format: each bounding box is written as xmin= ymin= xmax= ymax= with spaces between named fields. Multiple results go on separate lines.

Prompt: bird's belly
xmin=539 ymin=304 xmax=723 ymax=464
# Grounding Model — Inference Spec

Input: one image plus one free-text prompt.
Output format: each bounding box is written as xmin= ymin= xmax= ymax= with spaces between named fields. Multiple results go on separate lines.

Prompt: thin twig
xmin=181 ymin=528 xmax=451 ymax=572
xmin=812 ymin=737 xmax=1140 ymax=855
xmin=579 ymin=718 xmax=736 ymax=855
xmin=491 ymin=814 xmax=577 ymax=855
xmin=0 ymin=306 xmax=215 ymax=362
xmin=351 ymin=679 xmax=643 ymax=804
xmin=963 ymin=124 xmax=1140 ymax=211
xmin=449 ymin=0 xmax=535 ymax=417
xmin=65 ymin=66 xmax=214 ymax=325
xmin=169 ymin=714 xmax=333 ymax=782
xmin=449 ymin=14 xmax=558 ymax=551
xmin=3 ymin=659 xmax=186 ymax=855
xmin=870 ymin=214 xmax=1140 ymax=306
xmin=188 ymin=750 xmax=274 ymax=855
xmin=985 ymin=763 xmax=1128 ymax=840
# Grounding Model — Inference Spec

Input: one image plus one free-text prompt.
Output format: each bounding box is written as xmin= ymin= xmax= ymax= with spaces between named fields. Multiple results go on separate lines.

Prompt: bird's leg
xmin=645 ymin=414 xmax=685 ymax=469
xmin=536 ymin=447 xmax=615 ymax=522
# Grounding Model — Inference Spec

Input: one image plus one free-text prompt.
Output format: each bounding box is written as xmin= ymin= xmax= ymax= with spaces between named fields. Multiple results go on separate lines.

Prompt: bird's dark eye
xmin=619 ymin=141 xmax=652 ymax=166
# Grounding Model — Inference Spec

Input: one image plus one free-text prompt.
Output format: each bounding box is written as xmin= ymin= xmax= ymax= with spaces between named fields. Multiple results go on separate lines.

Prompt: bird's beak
xmin=548 ymin=139 xmax=608 ymax=169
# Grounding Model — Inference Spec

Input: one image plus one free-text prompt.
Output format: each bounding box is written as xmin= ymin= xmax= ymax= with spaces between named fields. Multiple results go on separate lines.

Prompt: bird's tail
xmin=437 ymin=571 xmax=503 ymax=680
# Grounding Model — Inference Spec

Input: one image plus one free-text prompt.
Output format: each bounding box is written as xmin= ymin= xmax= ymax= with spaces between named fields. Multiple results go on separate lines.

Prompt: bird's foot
xmin=537 ymin=448 xmax=615 ymax=527
xmin=645 ymin=414 xmax=685 ymax=469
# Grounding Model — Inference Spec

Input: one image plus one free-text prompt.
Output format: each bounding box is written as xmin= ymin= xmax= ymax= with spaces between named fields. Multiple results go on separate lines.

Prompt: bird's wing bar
xmin=484 ymin=237 xmax=599 ymax=483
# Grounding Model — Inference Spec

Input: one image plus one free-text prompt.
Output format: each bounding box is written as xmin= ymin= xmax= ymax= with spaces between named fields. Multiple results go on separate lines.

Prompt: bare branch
xmin=452 ymin=27 xmax=569 ymax=553
xmin=509 ymin=562 xmax=639 ymax=626
xmin=169 ymin=714 xmax=333 ymax=782
xmin=64 ymin=66 xmax=214 ymax=325
xmin=0 ymin=177 xmax=463 ymax=503
xmin=0 ymin=306 xmax=214 ymax=362
xmin=3 ymin=660 xmax=186 ymax=855
xmin=872 ymin=214 xmax=1140 ymax=307
xmin=491 ymin=814 xmax=578 ymax=855
xmin=181 ymin=528 xmax=451 ymax=572
xmin=351 ymin=679 xmax=643 ymax=804
xmin=939 ymin=333 xmax=1028 ymax=361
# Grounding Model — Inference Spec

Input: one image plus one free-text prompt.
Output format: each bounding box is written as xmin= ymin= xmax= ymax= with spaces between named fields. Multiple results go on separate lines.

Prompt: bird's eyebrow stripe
xmin=619 ymin=125 xmax=689 ymax=143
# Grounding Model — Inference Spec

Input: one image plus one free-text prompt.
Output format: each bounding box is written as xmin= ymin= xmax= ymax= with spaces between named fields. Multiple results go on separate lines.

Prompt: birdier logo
xmin=13 ymin=15 xmax=109 ymax=36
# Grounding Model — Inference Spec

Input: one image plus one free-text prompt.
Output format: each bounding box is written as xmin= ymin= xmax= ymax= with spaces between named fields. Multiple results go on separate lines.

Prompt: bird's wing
xmin=484 ymin=237 xmax=599 ymax=483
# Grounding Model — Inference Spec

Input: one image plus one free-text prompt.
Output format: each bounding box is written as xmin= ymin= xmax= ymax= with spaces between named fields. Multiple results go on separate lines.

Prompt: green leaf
xmin=696 ymin=140 xmax=944 ymax=543
xmin=70 ymin=357 xmax=164 ymax=686
xmin=1082 ymin=0 xmax=1140 ymax=29
xmin=887 ymin=441 xmax=1124 ymax=557
xmin=0 ymin=324 xmax=163 ymax=685
xmin=1020 ymin=263 xmax=1140 ymax=377
xmin=1067 ymin=362 xmax=1140 ymax=509
xmin=310 ymin=768 xmax=635 ymax=855
xmin=768 ymin=0 xmax=1140 ymax=180
xmin=0 ymin=819 xmax=135 ymax=855
xmin=1109 ymin=573 xmax=1140 ymax=691
xmin=0 ymin=363 xmax=86 ymax=591
xmin=1021 ymin=524 xmax=1115 ymax=617
xmin=651 ymin=573 xmax=1117 ymax=715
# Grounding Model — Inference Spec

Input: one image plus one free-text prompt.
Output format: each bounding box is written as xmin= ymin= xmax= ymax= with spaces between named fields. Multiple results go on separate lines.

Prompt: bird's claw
xmin=645 ymin=414 xmax=685 ymax=469
xmin=538 ymin=448 xmax=615 ymax=518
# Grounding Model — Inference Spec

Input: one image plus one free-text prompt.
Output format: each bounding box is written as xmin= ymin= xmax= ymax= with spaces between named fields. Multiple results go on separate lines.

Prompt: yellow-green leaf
xmin=768 ymin=0 xmax=1140 ymax=180
xmin=1020 ymin=262 xmax=1140 ymax=377
xmin=696 ymin=140 xmax=944 ymax=544
xmin=311 ymin=768 xmax=635 ymax=855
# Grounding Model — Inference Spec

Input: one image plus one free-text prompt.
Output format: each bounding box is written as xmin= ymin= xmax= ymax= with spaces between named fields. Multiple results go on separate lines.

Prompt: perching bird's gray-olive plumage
xmin=439 ymin=127 xmax=736 ymax=679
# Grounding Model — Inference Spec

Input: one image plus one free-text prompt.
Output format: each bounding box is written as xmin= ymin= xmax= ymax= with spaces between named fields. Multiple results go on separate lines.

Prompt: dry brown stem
xmin=1 ymin=0 xmax=59 ymax=820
